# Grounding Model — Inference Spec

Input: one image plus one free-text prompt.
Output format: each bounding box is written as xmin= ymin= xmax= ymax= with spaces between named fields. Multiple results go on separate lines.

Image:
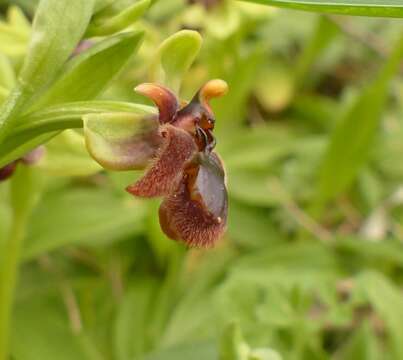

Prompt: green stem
xmin=0 ymin=208 xmax=29 ymax=360
xmin=0 ymin=166 xmax=38 ymax=360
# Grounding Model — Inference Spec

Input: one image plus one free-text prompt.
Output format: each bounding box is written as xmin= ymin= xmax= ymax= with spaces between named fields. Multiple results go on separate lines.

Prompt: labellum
xmin=84 ymin=80 xmax=229 ymax=248
xmin=159 ymin=152 xmax=228 ymax=247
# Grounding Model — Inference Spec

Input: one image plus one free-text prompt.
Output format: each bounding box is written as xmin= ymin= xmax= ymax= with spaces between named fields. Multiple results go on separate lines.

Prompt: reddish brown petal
xmin=158 ymin=152 xmax=228 ymax=248
xmin=135 ymin=83 xmax=179 ymax=124
xmin=173 ymin=79 xmax=228 ymax=133
xmin=0 ymin=162 xmax=17 ymax=181
xmin=126 ymin=124 xmax=197 ymax=197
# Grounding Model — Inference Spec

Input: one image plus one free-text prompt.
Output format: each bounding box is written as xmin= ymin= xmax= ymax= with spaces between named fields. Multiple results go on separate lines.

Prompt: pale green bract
xmin=83 ymin=112 xmax=160 ymax=171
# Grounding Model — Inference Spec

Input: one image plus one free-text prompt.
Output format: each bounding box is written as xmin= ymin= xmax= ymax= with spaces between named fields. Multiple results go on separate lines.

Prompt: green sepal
xmin=83 ymin=112 xmax=162 ymax=171
xmin=152 ymin=30 xmax=202 ymax=92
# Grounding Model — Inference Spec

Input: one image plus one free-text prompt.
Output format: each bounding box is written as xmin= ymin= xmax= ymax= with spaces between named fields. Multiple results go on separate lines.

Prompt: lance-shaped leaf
xmin=87 ymin=0 xmax=152 ymax=37
xmin=152 ymin=30 xmax=202 ymax=92
xmin=0 ymin=101 xmax=154 ymax=167
xmin=240 ymin=0 xmax=403 ymax=18
xmin=83 ymin=112 xmax=163 ymax=171
xmin=159 ymin=152 xmax=228 ymax=248
xmin=127 ymin=124 xmax=197 ymax=197
xmin=19 ymin=0 xmax=95 ymax=94
xmin=32 ymin=31 xmax=144 ymax=109
xmin=316 ymin=32 xmax=403 ymax=209
xmin=0 ymin=0 xmax=95 ymax=143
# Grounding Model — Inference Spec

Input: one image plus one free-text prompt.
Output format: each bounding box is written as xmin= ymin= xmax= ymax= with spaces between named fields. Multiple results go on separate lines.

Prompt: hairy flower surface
xmin=84 ymin=80 xmax=228 ymax=247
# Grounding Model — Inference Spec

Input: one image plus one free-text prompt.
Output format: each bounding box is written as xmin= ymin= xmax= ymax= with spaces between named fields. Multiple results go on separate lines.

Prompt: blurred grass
xmin=2 ymin=0 xmax=403 ymax=359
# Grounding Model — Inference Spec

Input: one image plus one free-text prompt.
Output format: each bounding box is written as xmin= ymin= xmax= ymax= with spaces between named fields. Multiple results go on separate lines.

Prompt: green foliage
xmin=87 ymin=0 xmax=152 ymax=37
xmin=240 ymin=0 xmax=403 ymax=17
xmin=18 ymin=0 xmax=94 ymax=94
xmin=1 ymin=1 xmax=403 ymax=360
xmin=32 ymin=31 xmax=145 ymax=109
xmin=317 ymin=32 xmax=403 ymax=208
xmin=0 ymin=0 xmax=95 ymax=143
xmin=0 ymin=101 xmax=153 ymax=167
xmin=153 ymin=30 xmax=203 ymax=92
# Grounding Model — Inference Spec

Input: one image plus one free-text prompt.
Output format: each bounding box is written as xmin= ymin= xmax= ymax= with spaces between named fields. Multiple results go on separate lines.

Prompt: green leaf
xmin=294 ymin=16 xmax=339 ymax=88
xmin=7 ymin=5 xmax=31 ymax=32
xmin=38 ymin=130 xmax=102 ymax=177
xmin=114 ymin=280 xmax=157 ymax=360
xmin=23 ymin=187 xmax=147 ymax=259
xmin=11 ymin=295 xmax=100 ymax=360
xmin=153 ymin=30 xmax=202 ymax=92
xmin=32 ymin=31 xmax=144 ymax=109
xmin=0 ymin=132 xmax=58 ymax=171
xmin=0 ymin=101 xmax=154 ymax=167
xmin=0 ymin=0 xmax=95 ymax=144
xmin=83 ymin=112 xmax=161 ymax=171
xmin=87 ymin=0 xmax=152 ymax=37
xmin=19 ymin=0 xmax=95 ymax=93
xmin=0 ymin=6 xmax=30 ymax=58
xmin=316 ymin=32 xmax=403 ymax=207
xmin=240 ymin=0 xmax=403 ymax=18
xmin=356 ymin=271 xmax=403 ymax=359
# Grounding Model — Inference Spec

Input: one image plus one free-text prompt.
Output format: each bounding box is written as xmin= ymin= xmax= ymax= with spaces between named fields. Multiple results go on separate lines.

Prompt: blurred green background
xmin=2 ymin=0 xmax=403 ymax=359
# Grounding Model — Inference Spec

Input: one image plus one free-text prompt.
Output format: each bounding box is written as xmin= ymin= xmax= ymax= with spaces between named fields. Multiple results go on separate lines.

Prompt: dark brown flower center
xmin=185 ymin=152 xmax=227 ymax=221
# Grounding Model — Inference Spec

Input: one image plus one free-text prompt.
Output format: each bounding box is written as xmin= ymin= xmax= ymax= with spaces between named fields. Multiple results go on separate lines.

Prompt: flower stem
xmin=0 ymin=166 xmax=39 ymax=360
xmin=0 ymin=210 xmax=28 ymax=360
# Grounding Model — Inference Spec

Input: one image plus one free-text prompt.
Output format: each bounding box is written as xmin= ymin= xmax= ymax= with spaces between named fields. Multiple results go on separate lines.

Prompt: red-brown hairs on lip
xmin=158 ymin=152 xmax=228 ymax=247
xmin=159 ymin=178 xmax=227 ymax=248
xmin=126 ymin=124 xmax=197 ymax=197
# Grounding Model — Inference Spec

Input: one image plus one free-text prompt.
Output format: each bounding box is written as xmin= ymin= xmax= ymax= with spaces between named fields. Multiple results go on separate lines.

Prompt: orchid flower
xmin=84 ymin=80 xmax=228 ymax=247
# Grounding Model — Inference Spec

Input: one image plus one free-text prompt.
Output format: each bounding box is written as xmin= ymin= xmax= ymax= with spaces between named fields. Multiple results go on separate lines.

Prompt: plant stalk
xmin=0 ymin=166 xmax=38 ymax=360
xmin=0 ymin=209 xmax=28 ymax=360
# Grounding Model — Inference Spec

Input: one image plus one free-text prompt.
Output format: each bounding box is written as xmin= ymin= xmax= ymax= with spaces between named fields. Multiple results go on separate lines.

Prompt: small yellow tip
xmin=200 ymin=79 xmax=228 ymax=101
